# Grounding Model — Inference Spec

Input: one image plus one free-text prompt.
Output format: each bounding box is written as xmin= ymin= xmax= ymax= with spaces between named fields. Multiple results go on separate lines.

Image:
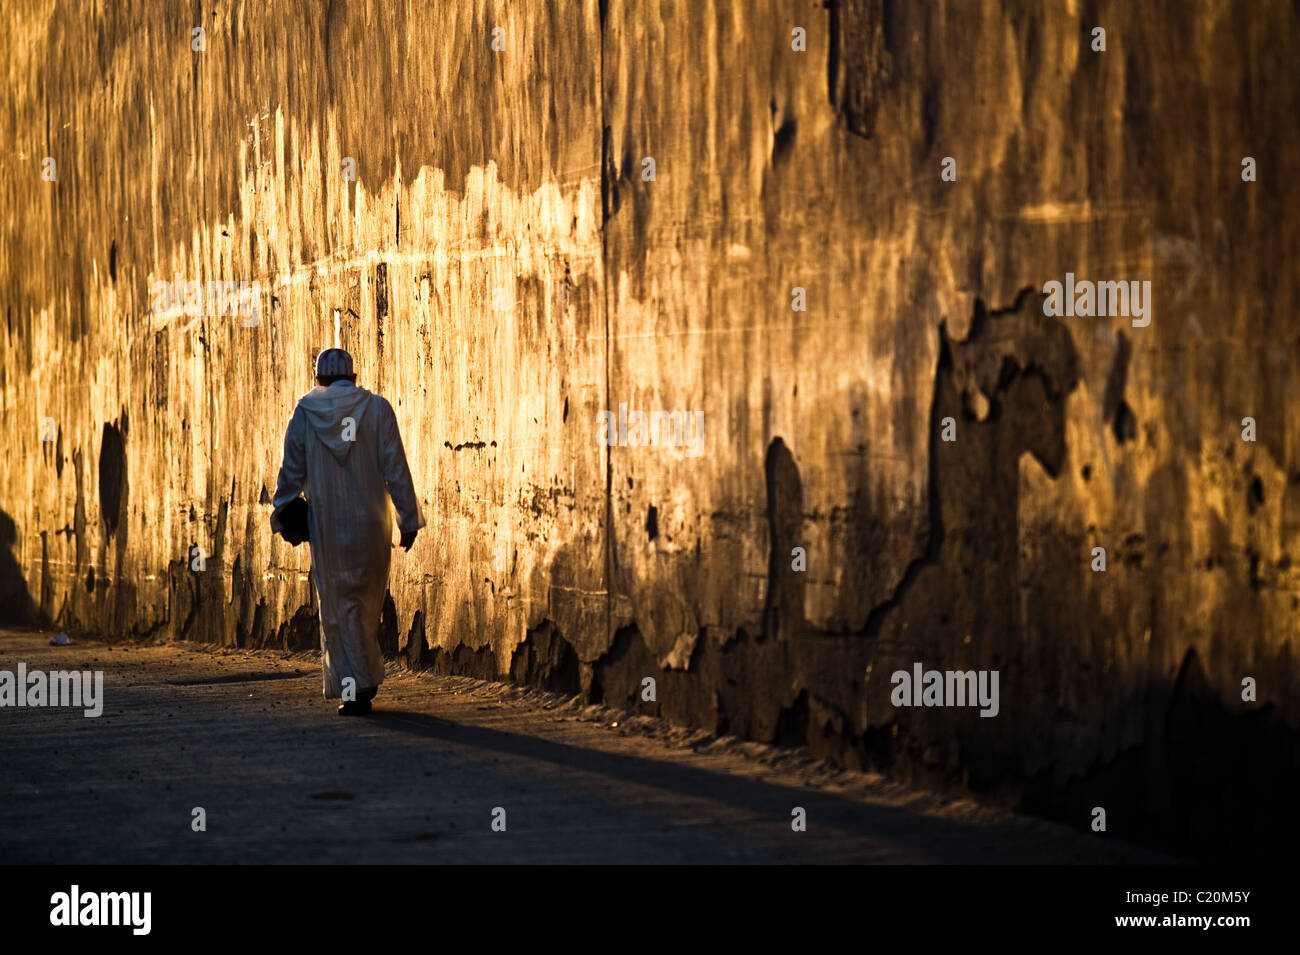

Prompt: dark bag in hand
xmin=273 ymin=496 xmax=311 ymax=546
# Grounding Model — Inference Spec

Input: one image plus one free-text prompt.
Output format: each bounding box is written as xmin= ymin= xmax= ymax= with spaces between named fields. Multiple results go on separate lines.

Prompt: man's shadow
xmin=0 ymin=509 xmax=37 ymax=627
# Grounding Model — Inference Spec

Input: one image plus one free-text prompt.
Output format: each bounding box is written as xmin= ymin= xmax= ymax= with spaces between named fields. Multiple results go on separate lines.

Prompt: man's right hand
xmin=400 ymin=528 xmax=418 ymax=551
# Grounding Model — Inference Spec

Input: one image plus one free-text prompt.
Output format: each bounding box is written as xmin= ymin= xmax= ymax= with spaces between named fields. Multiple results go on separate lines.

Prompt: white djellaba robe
xmin=270 ymin=380 xmax=425 ymax=698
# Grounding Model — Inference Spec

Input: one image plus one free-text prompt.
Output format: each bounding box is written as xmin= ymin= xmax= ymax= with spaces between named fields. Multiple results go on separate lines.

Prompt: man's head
xmin=315 ymin=347 xmax=356 ymax=386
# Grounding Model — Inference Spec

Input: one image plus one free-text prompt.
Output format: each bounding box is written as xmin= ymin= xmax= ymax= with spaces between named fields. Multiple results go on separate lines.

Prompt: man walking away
xmin=270 ymin=348 xmax=424 ymax=715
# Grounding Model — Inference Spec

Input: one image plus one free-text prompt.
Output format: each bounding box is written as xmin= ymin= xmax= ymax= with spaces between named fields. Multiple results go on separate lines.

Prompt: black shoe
xmin=338 ymin=699 xmax=373 ymax=716
xmin=359 ymin=687 xmax=378 ymax=703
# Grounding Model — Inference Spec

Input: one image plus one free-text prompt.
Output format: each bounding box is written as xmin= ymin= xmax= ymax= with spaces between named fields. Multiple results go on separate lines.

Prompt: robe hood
xmin=297 ymin=383 xmax=373 ymax=463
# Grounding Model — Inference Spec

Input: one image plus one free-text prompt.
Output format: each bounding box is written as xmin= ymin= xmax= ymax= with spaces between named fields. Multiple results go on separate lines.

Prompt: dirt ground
xmin=0 ymin=627 xmax=1174 ymax=863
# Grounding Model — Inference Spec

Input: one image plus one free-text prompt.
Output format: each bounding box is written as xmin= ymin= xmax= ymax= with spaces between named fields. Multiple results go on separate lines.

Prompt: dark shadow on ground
xmin=163 ymin=670 xmax=307 ymax=686
xmin=366 ymin=708 xmax=1173 ymax=863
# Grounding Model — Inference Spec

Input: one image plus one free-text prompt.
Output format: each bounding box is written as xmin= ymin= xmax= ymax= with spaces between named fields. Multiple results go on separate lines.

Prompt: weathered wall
xmin=2 ymin=0 xmax=1297 ymax=857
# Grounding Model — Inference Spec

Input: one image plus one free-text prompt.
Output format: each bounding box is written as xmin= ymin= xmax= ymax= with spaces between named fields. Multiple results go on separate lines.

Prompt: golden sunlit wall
xmin=1 ymin=0 xmax=1297 ymax=852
